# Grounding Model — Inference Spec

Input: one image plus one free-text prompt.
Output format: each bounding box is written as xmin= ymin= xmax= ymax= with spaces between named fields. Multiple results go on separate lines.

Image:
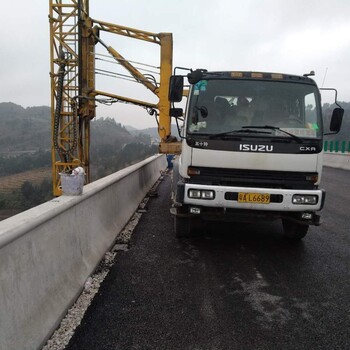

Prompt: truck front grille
xmin=188 ymin=167 xmax=317 ymax=190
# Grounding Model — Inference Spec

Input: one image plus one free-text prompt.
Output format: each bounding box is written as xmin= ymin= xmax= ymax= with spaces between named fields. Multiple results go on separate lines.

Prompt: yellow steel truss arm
xmin=91 ymin=20 xmax=174 ymax=142
xmin=49 ymin=0 xmax=180 ymax=195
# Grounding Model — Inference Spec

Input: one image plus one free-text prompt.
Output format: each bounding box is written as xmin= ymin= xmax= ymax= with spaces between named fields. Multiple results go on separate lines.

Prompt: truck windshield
xmin=187 ymin=79 xmax=322 ymax=139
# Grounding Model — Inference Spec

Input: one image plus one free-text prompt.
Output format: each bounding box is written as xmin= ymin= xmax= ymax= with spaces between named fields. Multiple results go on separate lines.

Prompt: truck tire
xmin=174 ymin=216 xmax=192 ymax=238
xmin=282 ymin=219 xmax=309 ymax=240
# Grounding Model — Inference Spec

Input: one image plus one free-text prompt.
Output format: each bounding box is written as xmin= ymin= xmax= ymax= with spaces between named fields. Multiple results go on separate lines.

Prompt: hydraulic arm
xmin=49 ymin=0 xmax=179 ymax=195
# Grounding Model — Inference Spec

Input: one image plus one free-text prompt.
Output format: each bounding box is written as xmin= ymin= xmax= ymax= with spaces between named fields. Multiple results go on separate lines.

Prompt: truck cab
xmin=170 ymin=70 xmax=343 ymax=240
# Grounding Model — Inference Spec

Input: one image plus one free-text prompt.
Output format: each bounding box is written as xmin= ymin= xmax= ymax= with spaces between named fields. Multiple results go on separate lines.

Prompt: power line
xmin=95 ymin=68 xmax=159 ymax=86
xmin=96 ymin=56 xmax=160 ymax=75
xmin=94 ymin=52 xmax=160 ymax=70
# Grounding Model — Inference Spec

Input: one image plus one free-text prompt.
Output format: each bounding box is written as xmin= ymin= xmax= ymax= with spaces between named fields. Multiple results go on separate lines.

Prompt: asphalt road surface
xmin=65 ymin=166 xmax=350 ymax=350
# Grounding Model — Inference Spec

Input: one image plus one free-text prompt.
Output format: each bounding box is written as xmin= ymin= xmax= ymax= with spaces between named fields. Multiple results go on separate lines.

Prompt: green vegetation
xmin=89 ymin=117 xmax=157 ymax=180
xmin=0 ymin=179 xmax=52 ymax=212
xmin=0 ymin=103 xmax=51 ymax=153
xmin=20 ymin=180 xmax=53 ymax=209
xmin=0 ymin=151 xmax=51 ymax=176
xmin=0 ymin=103 xmax=159 ymax=219
xmin=92 ymin=141 xmax=159 ymax=180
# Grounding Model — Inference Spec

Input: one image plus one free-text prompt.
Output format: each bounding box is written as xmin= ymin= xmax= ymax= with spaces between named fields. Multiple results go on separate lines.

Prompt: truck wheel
xmin=174 ymin=217 xmax=192 ymax=238
xmin=282 ymin=219 xmax=309 ymax=240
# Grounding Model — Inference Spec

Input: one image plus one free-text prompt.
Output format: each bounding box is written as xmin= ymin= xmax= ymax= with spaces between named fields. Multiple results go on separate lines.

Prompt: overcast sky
xmin=1 ymin=0 xmax=350 ymax=129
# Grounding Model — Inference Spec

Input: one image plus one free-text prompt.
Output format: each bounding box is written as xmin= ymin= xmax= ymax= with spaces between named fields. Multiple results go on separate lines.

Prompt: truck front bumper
xmin=183 ymin=184 xmax=325 ymax=212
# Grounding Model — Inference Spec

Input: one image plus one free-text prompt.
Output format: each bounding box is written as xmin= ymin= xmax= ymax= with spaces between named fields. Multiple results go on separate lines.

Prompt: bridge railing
xmin=323 ymin=141 xmax=350 ymax=171
xmin=324 ymin=140 xmax=350 ymax=153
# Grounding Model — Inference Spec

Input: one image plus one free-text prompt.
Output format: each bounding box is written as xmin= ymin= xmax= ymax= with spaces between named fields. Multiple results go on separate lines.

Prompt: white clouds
xmin=282 ymin=22 xmax=350 ymax=60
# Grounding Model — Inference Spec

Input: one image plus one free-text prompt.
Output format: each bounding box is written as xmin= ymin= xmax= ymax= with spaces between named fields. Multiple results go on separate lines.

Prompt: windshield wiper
xmin=242 ymin=125 xmax=303 ymax=143
xmin=209 ymin=129 xmax=271 ymax=139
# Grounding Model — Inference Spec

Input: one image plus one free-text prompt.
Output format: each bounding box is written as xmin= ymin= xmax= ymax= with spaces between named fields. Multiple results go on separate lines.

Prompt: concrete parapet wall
xmin=323 ymin=152 xmax=350 ymax=171
xmin=0 ymin=155 xmax=166 ymax=350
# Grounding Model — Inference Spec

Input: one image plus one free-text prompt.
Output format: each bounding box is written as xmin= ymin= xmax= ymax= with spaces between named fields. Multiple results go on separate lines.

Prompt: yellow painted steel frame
xmin=92 ymin=19 xmax=175 ymax=144
xmin=50 ymin=0 xmax=179 ymax=195
xmin=50 ymin=0 xmax=93 ymax=196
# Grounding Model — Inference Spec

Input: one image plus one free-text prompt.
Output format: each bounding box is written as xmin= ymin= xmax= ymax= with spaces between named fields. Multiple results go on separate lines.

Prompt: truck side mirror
xmin=329 ymin=107 xmax=343 ymax=133
xmin=169 ymin=76 xmax=184 ymax=102
xmin=170 ymin=108 xmax=183 ymax=118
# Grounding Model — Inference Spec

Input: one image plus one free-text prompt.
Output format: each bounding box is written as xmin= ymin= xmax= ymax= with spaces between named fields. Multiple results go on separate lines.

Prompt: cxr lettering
xmin=300 ymin=146 xmax=317 ymax=152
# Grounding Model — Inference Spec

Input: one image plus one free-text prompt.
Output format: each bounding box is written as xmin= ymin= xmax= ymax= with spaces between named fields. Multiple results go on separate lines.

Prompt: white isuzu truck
xmin=169 ymin=69 xmax=343 ymax=240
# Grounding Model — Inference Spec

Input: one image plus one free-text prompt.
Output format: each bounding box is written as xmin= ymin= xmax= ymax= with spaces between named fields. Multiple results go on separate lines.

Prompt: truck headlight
xmin=188 ymin=189 xmax=201 ymax=198
xmin=188 ymin=189 xmax=215 ymax=200
xmin=201 ymin=190 xmax=215 ymax=199
xmin=292 ymin=194 xmax=318 ymax=205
